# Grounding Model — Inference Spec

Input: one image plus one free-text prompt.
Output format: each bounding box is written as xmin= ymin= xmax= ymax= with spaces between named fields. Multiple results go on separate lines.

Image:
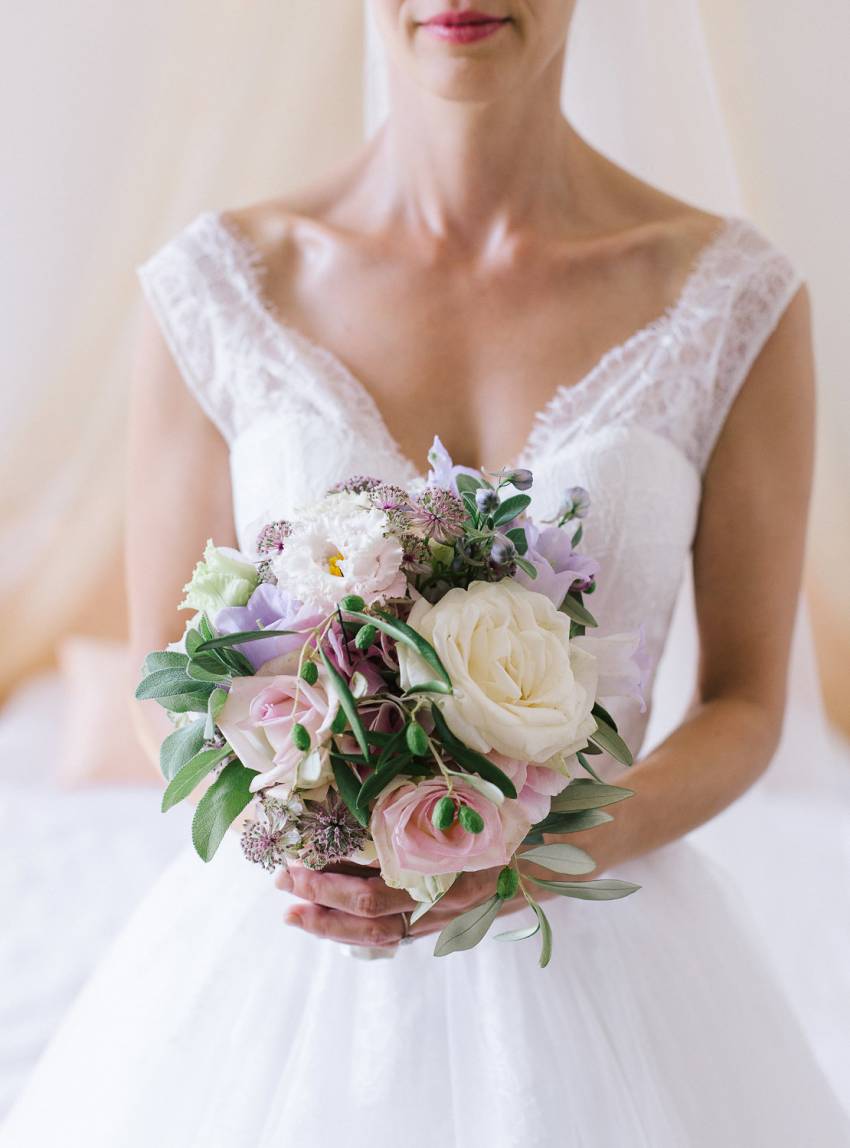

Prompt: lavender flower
xmin=514 ymin=523 xmax=599 ymax=606
xmin=426 ymin=435 xmax=483 ymax=495
xmin=214 ymin=582 xmax=322 ymax=670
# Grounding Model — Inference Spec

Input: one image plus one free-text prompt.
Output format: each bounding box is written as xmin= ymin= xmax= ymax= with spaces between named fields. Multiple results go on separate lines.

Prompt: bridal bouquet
xmin=136 ymin=438 xmax=644 ymax=966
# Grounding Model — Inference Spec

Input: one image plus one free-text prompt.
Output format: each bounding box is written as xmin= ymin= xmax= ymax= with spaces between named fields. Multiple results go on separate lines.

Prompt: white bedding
xmin=0 ymin=674 xmax=189 ymax=1118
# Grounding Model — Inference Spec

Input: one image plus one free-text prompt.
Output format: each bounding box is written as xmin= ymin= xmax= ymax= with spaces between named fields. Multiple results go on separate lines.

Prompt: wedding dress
xmin=3 ymin=210 xmax=848 ymax=1147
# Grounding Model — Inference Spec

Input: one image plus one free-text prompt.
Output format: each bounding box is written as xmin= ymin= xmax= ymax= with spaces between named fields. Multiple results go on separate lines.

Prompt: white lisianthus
xmin=179 ymin=540 xmax=258 ymax=614
xmin=398 ymin=579 xmax=599 ymax=765
xmin=271 ymin=491 xmax=406 ymax=613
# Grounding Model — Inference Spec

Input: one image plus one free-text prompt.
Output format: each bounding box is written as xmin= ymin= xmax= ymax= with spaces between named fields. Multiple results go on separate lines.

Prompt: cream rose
xmin=398 ymin=579 xmax=599 ymax=764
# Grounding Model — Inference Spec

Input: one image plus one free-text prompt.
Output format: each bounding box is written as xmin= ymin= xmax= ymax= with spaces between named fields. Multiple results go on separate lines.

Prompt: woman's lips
xmin=420 ymin=11 xmax=511 ymax=44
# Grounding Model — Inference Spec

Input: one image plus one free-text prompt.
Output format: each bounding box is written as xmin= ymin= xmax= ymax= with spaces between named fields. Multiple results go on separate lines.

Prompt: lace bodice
xmin=137 ymin=211 xmax=801 ymax=764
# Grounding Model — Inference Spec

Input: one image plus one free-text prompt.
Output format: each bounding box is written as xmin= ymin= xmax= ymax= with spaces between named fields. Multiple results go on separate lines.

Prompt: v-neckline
xmin=208 ymin=210 xmax=736 ymax=477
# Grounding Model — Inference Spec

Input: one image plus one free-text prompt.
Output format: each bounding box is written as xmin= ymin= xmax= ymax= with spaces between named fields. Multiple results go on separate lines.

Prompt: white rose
xmin=398 ymin=580 xmax=598 ymax=764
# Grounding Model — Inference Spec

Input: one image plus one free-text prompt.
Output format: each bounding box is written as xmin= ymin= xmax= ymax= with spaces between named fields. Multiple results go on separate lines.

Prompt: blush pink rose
xmin=217 ymin=672 xmax=338 ymax=795
xmin=488 ymin=753 xmax=570 ymax=825
xmin=370 ymin=777 xmax=531 ymax=887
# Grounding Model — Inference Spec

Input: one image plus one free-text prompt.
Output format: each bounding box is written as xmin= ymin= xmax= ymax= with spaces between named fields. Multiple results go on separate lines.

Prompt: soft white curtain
xmin=0 ymin=0 xmax=365 ymax=699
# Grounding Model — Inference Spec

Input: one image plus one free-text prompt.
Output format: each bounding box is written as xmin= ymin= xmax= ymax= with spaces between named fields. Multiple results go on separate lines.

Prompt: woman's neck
xmin=368 ymin=54 xmax=585 ymax=249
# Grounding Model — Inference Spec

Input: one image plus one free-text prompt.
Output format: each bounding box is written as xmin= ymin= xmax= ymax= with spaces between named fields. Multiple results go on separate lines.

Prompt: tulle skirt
xmin=2 ymin=815 xmax=848 ymax=1148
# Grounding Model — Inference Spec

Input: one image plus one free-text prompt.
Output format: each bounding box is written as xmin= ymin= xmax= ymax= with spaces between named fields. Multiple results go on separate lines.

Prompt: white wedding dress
xmin=3 ymin=211 xmax=849 ymax=1147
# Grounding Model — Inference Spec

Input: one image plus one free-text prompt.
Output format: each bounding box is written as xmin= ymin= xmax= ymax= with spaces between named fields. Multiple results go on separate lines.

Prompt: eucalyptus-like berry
xmin=490 ymin=537 xmax=517 ymax=568
xmin=496 ymin=866 xmax=519 ymax=900
xmin=354 ymin=623 xmax=378 ymax=651
xmin=507 ymin=468 xmax=534 ymax=491
xmin=340 ymin=594 xmax=366 ymax=612
xmin=432 ymin=795 xmax=456 ymax=830
xmin=458 ymin=803 xmax=485 ymax=834
xmin=405 ymin=721 xmax=429 ymax=757
xmin=300 ymin=661 xmax=319 ymax=685
xmin=475 ymin=487 xmax=500 ymax=515
xmin=291 ymin=723 xmax=311 ymax=751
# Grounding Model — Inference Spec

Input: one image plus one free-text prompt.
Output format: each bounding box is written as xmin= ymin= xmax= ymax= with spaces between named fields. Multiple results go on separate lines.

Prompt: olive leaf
xmin=434 ymin=894 xmax=502 ymax=957
xmin=528 ymin=877 xmax=641 ymax=901
xmin=518 ymin=842 xmax=597 ymax=875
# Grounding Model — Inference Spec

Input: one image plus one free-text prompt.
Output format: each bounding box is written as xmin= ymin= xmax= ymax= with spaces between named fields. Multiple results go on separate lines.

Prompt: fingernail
xmin=285 ymin=910 xmax=302 ymax=928
xmin=277 ymin=869 xmax=293 ymax=892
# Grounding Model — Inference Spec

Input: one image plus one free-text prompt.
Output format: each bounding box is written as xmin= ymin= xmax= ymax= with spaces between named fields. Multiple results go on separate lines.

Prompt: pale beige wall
xmin=700 ymin=0 xmax=850 ymax=732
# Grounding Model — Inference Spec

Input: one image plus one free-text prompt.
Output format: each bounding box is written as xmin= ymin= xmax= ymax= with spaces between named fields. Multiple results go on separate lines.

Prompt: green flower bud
xmin=458 ymin=803 xmax=485 ymax=834
xmin=300 ymin=661 xmax=319 ymax=685
xmin=291 ymin=723 xmax=311 ymax=751
xmin=331 ymin=707 xmax=347 ymax=736
xmin=496 ymin=866 xmax=519 ymax=900
xmin=431 ymin=795 xmax=456 ymax=831
xmin=354 ymin=623 xmax=378 ymax=651
xmin=405 ymin=721 xmax=429 ymax=757
xmin=339 ymin=594 xmax=365 ymax=613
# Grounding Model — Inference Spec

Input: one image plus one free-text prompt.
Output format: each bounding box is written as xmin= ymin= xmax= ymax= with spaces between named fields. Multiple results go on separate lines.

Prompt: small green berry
xmin=300 ymin=661 xmax=319 ymax=685
xmin=496 ymin=866 xmax=519 ymax=900
xmin=354 ymin=623 xmax=378 ymax=651
xmin=458 ymin=803 xmax=485 ymax=834
xmin=291 ymin=723 xmax=311 ymax=751
xmin=331 ymin=707 xmax=347 ymax=735
xmin=340 ymin=594 xmax=365 ymax=613
xmin=431 ymin=795 xmax=456 ymax=831
xmin=405 ymin=721 xmax=429 ymax=757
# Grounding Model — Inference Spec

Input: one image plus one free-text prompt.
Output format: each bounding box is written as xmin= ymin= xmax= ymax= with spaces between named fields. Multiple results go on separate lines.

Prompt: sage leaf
xmin=191 ymin=762 xmax=257 ymax=862
xmin=528 ymin=877 xmax=641 ymax=901
xmin=519 ymin=842 xmax=597 ymax=875
xmin=205 ymin=686 xmax=228 ymax=739
xmin=159 ymin=718 xmax=206 ymax=781
xmin=135 ymin=668 xmax=209 ymax=701
xmin=492 ymin=493 xmax=531 ymax=526
xmin=144 ymin=650 xmax=188 ymax=675
xmin=455 ymin=474 xmax=485 ymax=497
xmin=434 ymin=894 xmax=501 ymax=957
xmin=161 ymin=745 xmax=231 ymax=812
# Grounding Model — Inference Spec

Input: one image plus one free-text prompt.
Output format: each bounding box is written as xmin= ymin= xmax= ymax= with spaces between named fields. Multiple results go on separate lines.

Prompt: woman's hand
xmin=274 ymin=848 xmax=596 ymax=949
xmin=276 ymin=863 xmax=534 ymax=949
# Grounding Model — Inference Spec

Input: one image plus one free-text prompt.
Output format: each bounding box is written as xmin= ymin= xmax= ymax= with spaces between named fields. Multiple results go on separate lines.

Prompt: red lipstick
xmin=420 ymin=9 xmax=511 ymax=44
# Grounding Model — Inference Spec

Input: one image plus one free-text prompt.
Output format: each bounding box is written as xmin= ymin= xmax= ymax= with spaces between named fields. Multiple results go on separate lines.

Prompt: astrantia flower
xmin=256 ymin=520 xmax=292 ymax=557
xmin=409 ymin=487 xmax=466 ymax=543
xmin=297 ymin=791 xmax=367 ymax=869
xmin=328 ymin=475 xmax=383 ymax=495
xmin=271 ymin=492 xmax=406 ymax=613
xmin=241 ymin=795 xmax=303 ymax=871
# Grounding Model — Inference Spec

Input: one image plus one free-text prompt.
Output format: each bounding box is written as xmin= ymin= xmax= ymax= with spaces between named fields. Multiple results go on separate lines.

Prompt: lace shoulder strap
xmin=696 ymin=219 xmax=803 ymax=473
xmin=136 ymin=212 xmax=246 ymax=443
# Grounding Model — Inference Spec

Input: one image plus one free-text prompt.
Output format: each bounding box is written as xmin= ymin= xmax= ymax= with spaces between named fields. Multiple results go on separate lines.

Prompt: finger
xmin=276 ymin=865 xmax=416 ymax=918
xmin=285 ymin=903 xmax=405 ymax=947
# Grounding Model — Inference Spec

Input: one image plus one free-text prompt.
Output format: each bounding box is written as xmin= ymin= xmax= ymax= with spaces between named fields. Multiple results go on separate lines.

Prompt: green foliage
xmin=191 ymin=762 xmax=257 ymax=862
xmin=161 ymin=745 xmax=231 ymax=812
xmin=430 ymin=705 xmax=517 ymax=798
xmin=159 ymin=719 xmax=206 ymax=782
xmin=434 ymin=894 xmax=501 ymax=957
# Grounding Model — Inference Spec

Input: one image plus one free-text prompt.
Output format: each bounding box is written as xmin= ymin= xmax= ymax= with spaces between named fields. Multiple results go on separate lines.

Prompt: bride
xmin=4 ymin=2 xmax=848 ymax=1144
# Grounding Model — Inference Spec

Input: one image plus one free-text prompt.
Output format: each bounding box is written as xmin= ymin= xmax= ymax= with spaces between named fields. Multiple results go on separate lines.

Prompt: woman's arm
xmin=125 ymin=305 xmax=237 ymax=774
xmin=565 ymin=285 xmax=816 ymax=873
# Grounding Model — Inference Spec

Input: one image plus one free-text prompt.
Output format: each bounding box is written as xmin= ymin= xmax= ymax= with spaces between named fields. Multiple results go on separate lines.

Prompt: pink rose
xmin=489 ymin=753 xmax=569 ymax=825
xmin=370 ymin=777 xmax=531 ymax=889
xmin=217 ymin=672 xmax=338 ymax=795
